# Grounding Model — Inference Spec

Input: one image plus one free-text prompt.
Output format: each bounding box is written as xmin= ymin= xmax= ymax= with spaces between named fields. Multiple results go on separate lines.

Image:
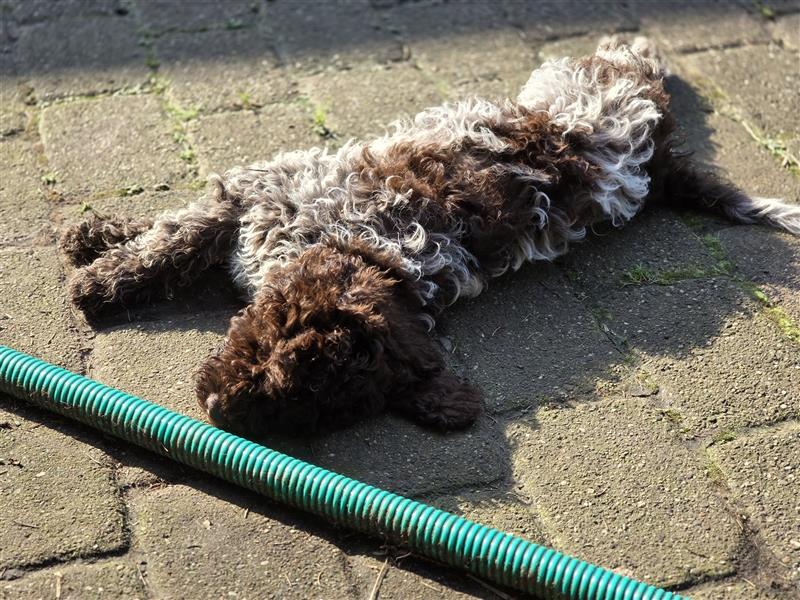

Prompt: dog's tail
xmin=654 ymin=160 xmax=800 ymax=235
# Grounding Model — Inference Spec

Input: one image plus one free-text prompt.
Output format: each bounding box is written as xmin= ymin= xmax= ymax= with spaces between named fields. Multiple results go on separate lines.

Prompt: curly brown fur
xmin=67 ymin=195 xmax=241 ymax=317
xmin=59 ymin=214 xmax=154 ymax=267
xmin=194 ymin=243 xmax=481 ymax=436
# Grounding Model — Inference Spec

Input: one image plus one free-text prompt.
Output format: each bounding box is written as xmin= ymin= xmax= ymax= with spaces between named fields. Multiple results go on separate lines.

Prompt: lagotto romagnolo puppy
xmin=61 ymin=37 xmax=800 ymax=437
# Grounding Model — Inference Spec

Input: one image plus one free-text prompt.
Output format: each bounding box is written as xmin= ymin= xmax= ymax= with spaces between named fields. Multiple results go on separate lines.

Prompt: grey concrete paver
xmin=189 ymin=105 xmax=320 ymax=178
xmin=443 ymin=265 xmax=618 ymax=413
xmin=134 ymin=0 xmax=262 ymax=34
xmin=312 ymin=414 xmax=507 ymax=497
xmin=504 ymin=0 xmax=637 ymax=41
xmin=771 ymin=13 xmax=800 ymax=49
xmin=717 ymin=226 xmax=800 ymax=323
xmin=153 ymin=27 xmax=295 ymax=113
xmin=666 ymin=72 xmax=800 ymax=203
xmin=560 ymin=210 xmax=718 ymax=298
xmin=637 ymin=1 xmax=770 ymax=52
xmin=13 ymin=15 xmax=148 ymax=101
xmin=265 ymin=0 xmax=403 ymax=68
xmin=0 ymin=403 xmax=126 ymax=570
xmin=600 ymin=278 xmax=800 ymax=437
xmin=298 ymin=63 xmax=443 ymax=141
xmin=128 ymin=482 xmax=359 ymax=600
xmin=689 ymin=581 xmax=788 ymax=599
xmin=0 ymin=560 xmax=145 ymax=599
xmin=508 ymin=398 xmax=742 ymax=588
xmin=346 ymin=553 xmax=493 ymax=600
xmin=680 ymin=44 xmax=800 ymax=159
xmin=0 ymin=136 xmax=51 ymax=247
xmin=712 ymin=424 xmax=800 ymax=583
xmin=3 ymin=0 xmax=129 ymax=24
xmin=407 ymin=27 xmax=536 ymax=101
xmin=90 ymin=314 xmax=232 ymax=418
xmin=0 ymin=248 xmax=84 ymax=368
xmin=40 ymin=95 xmax=188 ymax=197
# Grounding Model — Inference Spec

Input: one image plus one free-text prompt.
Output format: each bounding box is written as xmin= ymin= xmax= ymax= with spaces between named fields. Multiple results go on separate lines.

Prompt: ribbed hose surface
xmin=0 ymin=345 xmax=685 ymax=600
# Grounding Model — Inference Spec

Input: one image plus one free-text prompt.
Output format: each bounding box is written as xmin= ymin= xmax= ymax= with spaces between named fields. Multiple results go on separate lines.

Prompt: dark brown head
xmin=194 ymin=244 xmax=480 ymax=437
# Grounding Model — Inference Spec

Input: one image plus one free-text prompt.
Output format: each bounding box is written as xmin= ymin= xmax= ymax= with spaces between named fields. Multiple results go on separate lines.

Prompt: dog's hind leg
xmin=59 ymin=214 xmax=155 ymax=267
xmin=67 ymin=194 xmax=240 ymax=317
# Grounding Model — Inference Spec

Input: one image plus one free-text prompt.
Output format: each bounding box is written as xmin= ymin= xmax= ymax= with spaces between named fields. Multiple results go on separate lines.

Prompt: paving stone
xmin=680 ymin=45 xmax=800 ymax=159
xmin=0 ymin=82 xmax=30 ymax=138
xmin=442 ymin=264 xmax=618 ymax=413
xmin=0 ymin=247 xmax=84 ymax=369
xmin=407 ymin=26 xmax=536 ymax=101
xmin=265 ymin=0 xmax=403 ymax=68
xmin=3 ymin=0 xmax=130 ymax=24
xmin=665 ymin=72 xmax=800 ymax=203
xmin=135 ymin=0 xmax=262 ymax=34
xmin=771 ymin=13 xmax=800 ymax=49
xmin=690 ymin=580 xmax=788 ymax=599
xmin=502 ymin=0 xmax=637 ymax=41
xmin=154 ymin=27 xmax=295 ymax=113
xmin=508 ymin=398 xmax=741 ymax=587
xmin=0 ymin=135 xmax=51 ymax=247
xmin=0 ymin=560 xmax=145 ymax=599
xmin=298 ymin=62 xmax=443 ymax=140
xmin=312 ymin=414 xmax=506 ymax=497
xmin=560 ymin=209 xmax=718 ymax=299
xmin=189 ymin=105 xmax=320 ymax=178
xmin=346 ymin=553 xmax=494 ymax=600
xmin=91 ymin=313 xmax=234 ymax=419
xmin=717 ymin=226 xmax=800 ymax=323
xmin=637 ymin=1 xmax=770 ymax=52
xmin=600 ymin=278 xmax=800 ymax=437
xmin=40 ymin=95 xmax=188 ymax=197
xmin=54 ymin=188 xmax=199 ymax=231
xmin=0 ymin=401 xmax=126 ymax=570
xmin=712 ymin=424 xmax=800 ymax=582
xmin=128 ymin=482 xmax=359 ymax=599
xmin=538 ymin=34 xmax=604 ymax=63
xmin=13 ymin=16 xmax=148 ymax=101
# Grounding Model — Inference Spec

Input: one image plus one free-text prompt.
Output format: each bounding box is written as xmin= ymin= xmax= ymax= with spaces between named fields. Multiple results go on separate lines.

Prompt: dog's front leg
xmin=67 ymin=197 xmax=240 ymax=316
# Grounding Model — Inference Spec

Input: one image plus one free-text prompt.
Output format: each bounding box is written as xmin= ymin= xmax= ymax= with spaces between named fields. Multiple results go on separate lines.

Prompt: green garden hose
xmin=0 ymin=345 xmax=685 ymax=599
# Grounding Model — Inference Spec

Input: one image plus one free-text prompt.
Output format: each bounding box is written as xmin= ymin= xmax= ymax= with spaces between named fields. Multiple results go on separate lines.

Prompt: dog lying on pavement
xmin=60 ymin=37 xmax=800 ymax=437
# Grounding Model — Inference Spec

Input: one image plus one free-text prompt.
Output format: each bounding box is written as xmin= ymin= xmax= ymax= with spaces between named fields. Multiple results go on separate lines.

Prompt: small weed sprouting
xmin=41 ymin=173 xmax=57 ymax=186
xmin=621 ymin=264 xmax=656 ymax=285
xmin=312 ymin=106 xmax=334 ymax=139
xmin=79 ymin=202 xmax=94 ymax=214
xmin=743 ymin=284 xmax=800 ymax=345
xmin=180 ymin=148 xmax=197 ymax=163
xmin=660 ymin=408 xmax=683 ymax=424
xmin=705 ymin=460 xmax=728 ymax=486
xmin=713 ymin=430 xmax=736 ymax=445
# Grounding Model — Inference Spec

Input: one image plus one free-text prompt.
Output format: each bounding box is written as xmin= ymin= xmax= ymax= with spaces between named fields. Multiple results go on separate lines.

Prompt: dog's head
xmin=195 ymin=243 xmax=449 ymax=436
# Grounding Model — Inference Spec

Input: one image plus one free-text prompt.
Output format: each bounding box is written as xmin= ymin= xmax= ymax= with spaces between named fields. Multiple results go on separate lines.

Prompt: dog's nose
xmin=204 ymin=393 xmax=223 ymax=422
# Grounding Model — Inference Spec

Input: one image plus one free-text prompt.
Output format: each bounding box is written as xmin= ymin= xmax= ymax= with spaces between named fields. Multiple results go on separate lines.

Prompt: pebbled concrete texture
xmin=127 ymin=482 xmax=360 ymax=600
xmin=0 ymin=403 xmax=126 ymax=571
xmin=711 ymin=424 xmax=800 ymax=583
xmin=0 ymin=1 xmax=798 ymax=597
xmin=0 ymin=560 xmax=145 ymax=599
xmin=189 ymin=104 xmax=320 ymax=178
xmin=39 ymin=95 xmax=189 ymax=198
xmin=11 ymin=14 xmax=149 ymax=102
xmin=507 ymin=399 xmax=742 ymax=588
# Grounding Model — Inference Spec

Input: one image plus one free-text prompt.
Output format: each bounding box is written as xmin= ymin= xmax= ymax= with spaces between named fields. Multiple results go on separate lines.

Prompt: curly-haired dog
xmin=61 ymin=37 xmax=800 ymax=437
